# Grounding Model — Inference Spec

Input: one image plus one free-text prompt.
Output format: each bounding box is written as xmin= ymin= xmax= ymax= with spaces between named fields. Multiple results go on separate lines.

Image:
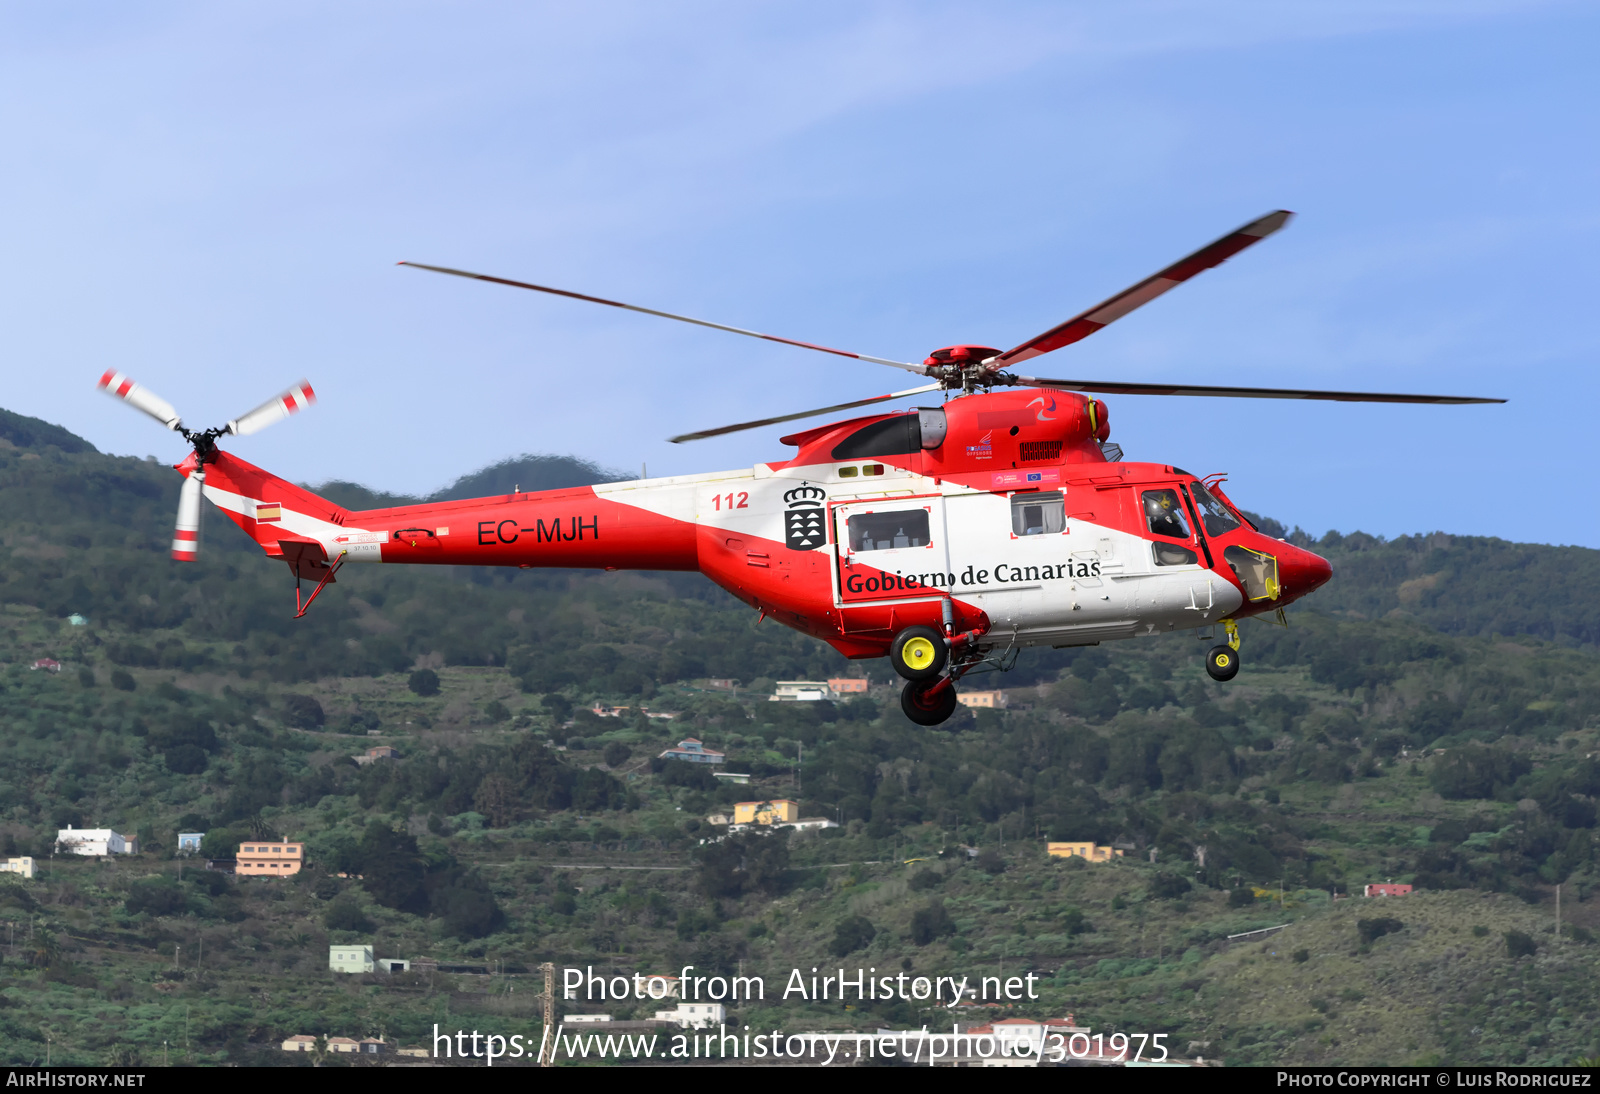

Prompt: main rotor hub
xmin=924 ymin=345 xmax=1004 ymax=392
xmin=923 ymin=345 xmax=1002 ymax=368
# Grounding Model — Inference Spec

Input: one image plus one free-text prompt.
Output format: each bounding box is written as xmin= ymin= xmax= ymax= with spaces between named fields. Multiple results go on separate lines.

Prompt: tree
xmin=125 ymin=881 xmax=187 ymax=917
xmin=1358 ymin=917 xmax=1403 ymax=944
xmin=473 ymin=775 xmax=518 ymax=828
xmin=409 ymin=669 xmax=440 ymax=697
xmin=110 ymin=670 xmax=135 ymax=692
xmin=1505 ymin=930 xmax=1537 ymax=958
xmin=163 ymin=744 xmax=208 ymax=775
xmin=831 ymin=916 xmax=877 ymax=956
xmin=324 ymin=894 xmax=375 ymax=933
xmin=282 ymin=694 xmax=325 ymax=729
xmin=1149 ymin=873 xmax=1192 ymax=899
xmin=1429 ymin=746 xmax=1530 ymax=800
xmin=910 ymin=901 xmax=956 ymax=946
xmin=603 ymin=741 xmax=631 ymax=768
xmin=358 ymin=823 xmax=426 ymax=913
xmin=975 ymin=848 xmax=1005 ymax=875
xmin=694 ymin=832 xmax=790 ymax=898
xmin=433 ymin=872 xmax=506 ymax=939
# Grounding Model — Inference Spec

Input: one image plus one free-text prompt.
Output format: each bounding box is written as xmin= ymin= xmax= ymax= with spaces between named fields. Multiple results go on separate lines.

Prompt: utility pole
xmin=1556 ymin=883 xmax=1562 ymax=943
xmin=539 ymin=962 xmax=555 ymax=1066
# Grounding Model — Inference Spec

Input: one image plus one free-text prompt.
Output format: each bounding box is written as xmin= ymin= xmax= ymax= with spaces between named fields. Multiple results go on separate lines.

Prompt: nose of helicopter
xmin=1276 ymin=543 xmax=1333 ymax=603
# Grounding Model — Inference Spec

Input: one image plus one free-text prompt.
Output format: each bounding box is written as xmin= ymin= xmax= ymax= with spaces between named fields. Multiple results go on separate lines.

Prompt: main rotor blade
xmin=1007 ymin=373 xmax=1504 ymax=404
xmin=95 ymin=370 xmax=183 ymax=430
xmin=226 ymin=381 xmax=316 ymax=436
xmin=669 ymin=383 xmax=943 ymax=443
xmin=399 ymin=261 xmax=928 ymax=376
xmin=989 ymin=210 xmax=1294 ymax=372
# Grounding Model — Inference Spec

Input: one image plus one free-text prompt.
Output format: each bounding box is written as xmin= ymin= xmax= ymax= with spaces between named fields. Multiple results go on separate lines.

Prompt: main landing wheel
xmin=901 ymin=678 xmax=959 ymax=727
xmin=1205 ymin=644 xmax=1240 ymax=682
xmin=890 ymin=625 xmax=948 ymax=681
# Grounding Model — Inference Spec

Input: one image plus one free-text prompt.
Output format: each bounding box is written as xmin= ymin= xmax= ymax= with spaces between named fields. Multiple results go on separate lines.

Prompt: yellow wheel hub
xmin=901 ymin=636 xmax=938 ymax=670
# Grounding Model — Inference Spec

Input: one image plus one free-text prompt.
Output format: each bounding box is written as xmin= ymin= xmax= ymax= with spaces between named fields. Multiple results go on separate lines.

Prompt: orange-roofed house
xmin=733 ymin=800 xmax=799 ymax=826
xmin=1047 ymin=842 xmax=1122 ymax=862
xmin=237 ymin=841 xmax=304 ymax=877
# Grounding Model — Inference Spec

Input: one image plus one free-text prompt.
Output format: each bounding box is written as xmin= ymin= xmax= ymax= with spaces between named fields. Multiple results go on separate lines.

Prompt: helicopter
xmin=97 ymin=210 xmax=1501 ymax=726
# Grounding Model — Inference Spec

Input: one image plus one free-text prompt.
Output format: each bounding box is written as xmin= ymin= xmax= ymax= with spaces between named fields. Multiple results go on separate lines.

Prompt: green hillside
xmin=0 ymin=409 xmax=1596 ymax=1067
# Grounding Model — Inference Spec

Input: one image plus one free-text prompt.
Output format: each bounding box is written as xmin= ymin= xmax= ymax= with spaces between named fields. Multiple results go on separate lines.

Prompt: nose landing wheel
xmin=1205 ymin=645 xmax=1240 ymax=681
xmin=901 ymin=677 xmax=959 ymax=726
xmin=1205 ymin=619 xmax=1241 ymax=681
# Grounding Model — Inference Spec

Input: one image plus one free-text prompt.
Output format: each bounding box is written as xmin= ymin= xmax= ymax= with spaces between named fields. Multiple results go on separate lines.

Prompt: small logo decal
xmin=1028 ymin=394 xmax=1057 ymax=422
xmin=783 ymin=482 xmax=826 ymax=550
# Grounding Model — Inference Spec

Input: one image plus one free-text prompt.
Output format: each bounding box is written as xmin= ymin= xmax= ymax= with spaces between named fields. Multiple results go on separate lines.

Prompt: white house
xmin=56 ymin=827 xmax=137 ymax=856
xmin=329 ymin=945 xmax=375 ymax=973
xmin=658 ymin=738 xmax=725 ymax=765
xmin=655 ymin=1002 xmax=725 ymax=1029
xmin=770 ymin=681 xmax=832 ymax=702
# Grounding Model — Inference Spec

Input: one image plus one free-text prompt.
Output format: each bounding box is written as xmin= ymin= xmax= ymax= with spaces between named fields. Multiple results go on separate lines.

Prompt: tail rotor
xmin=96 ymin=373 xmax=316 ymax=562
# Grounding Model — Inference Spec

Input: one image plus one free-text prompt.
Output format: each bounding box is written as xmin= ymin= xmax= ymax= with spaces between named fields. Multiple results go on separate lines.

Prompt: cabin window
xmin=1141 ymin=489 xmax=1191 ymax=539
xmin=838 ymin=466 xmax=858 ymax=478
xmin=1189 ymin=481 xmax=1241 ymax=537
xmin=830 ymin=415 xmax=920 ymax=459
xmin=846 ymin=509 xmax=931 ymax=552
xmin=1010 ymin=491 xmax=1065 ymax=536
xmin=1152 ymin=542 xmax=1198 ymax=567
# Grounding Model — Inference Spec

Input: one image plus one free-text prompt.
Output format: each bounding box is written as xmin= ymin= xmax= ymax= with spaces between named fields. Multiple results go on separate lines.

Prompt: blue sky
xmin=3 ymin=2 xmax=1596 ymax=546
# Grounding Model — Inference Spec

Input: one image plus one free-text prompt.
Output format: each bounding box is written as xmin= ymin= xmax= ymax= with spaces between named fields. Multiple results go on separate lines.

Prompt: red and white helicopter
xmin=97 ymin=211 xmax=1501 ymax=725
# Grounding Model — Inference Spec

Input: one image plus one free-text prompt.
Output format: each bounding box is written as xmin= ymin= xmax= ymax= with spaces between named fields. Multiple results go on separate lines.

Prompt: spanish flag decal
xmin=256 ymin=504 xmax=282 ymax=523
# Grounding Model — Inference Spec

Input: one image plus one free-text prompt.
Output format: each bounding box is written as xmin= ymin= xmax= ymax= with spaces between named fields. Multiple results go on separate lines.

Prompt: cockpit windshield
xmin=1189 ymin=481 xmax=1241 ymax=537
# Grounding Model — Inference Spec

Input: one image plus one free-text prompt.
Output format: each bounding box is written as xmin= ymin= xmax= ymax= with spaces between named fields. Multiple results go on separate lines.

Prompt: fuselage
xmin=192 ymin=388 xmax=1332 ymax=660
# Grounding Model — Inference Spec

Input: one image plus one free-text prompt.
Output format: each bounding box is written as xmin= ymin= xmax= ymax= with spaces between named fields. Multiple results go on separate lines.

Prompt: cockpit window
xmin=1190 ymin=481 xmax=1241 ymax=537
xmin=1010 ymin=491 xmax=1064 ymax=536
xmin=1142 ymin=489 xmax=1191 ymax=539
xmin=846 ymin=509 xmax=931 ymax=552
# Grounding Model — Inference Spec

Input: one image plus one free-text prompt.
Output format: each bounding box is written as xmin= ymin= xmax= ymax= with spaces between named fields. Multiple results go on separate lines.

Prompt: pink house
xmin=1364 ymin=883 xmax=1412 ymax=897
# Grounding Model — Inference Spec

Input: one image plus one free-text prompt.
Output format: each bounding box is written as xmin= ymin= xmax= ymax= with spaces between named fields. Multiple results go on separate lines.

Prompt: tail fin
xmin=190 ymin=449 xmax=350 ymax=569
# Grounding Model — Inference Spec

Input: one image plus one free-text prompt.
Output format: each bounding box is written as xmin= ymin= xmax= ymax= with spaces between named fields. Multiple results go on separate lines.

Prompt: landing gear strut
xmin=1205 ymin=619 xmax=1241 ymax=681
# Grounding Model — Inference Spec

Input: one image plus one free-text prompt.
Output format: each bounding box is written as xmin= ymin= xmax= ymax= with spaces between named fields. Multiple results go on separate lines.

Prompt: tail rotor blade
xmin=96 ymin=370 xmax=184 ymax=431
xmin=227 ymin=381 xmax=316 ymax=436
xmin=172 ymin=470 xmax=204 ymax=561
